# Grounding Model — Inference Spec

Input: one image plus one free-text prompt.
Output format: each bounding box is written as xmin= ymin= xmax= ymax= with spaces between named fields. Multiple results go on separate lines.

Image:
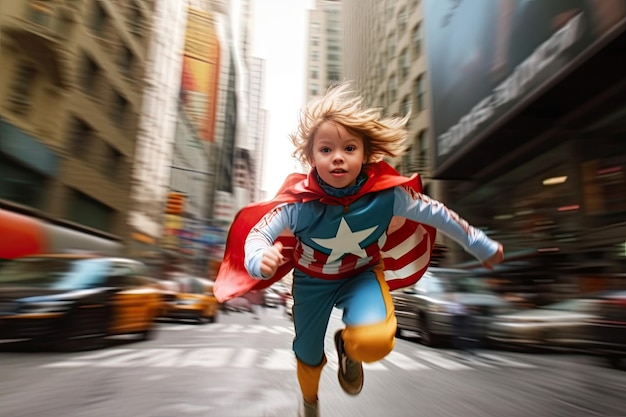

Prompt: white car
xmin=264 ymin=287 xmax=284 ymax=308
xmin=285 ymin=293 xmax=294 ymax=318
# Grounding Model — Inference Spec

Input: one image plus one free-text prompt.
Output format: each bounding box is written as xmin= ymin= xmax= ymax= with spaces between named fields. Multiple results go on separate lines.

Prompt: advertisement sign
xmin=423 ymin=0 xmax=626 ymax=171
xmin=180 ymin=8 xmax=221 ymax=143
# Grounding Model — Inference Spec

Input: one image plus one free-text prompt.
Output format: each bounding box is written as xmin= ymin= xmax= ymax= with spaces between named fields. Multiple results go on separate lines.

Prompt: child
xmin=214 ymin=82 xmax=504 ymax=417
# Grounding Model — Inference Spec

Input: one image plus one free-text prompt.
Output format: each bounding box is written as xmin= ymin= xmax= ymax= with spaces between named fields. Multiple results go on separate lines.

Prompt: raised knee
xmin=342 ymin=319 xmax=396 ymax=363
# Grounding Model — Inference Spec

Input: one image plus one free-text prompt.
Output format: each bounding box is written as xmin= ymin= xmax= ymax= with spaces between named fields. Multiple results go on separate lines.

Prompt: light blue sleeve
xmin=393 ymin=186 xmax=498 ymax=262
xmin=244 ymin=203 xmax=298 ymax=279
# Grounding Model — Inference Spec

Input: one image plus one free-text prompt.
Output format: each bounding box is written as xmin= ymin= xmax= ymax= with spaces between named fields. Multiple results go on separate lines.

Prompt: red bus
xmin=0 ymin=207 xmax=122 ymax=260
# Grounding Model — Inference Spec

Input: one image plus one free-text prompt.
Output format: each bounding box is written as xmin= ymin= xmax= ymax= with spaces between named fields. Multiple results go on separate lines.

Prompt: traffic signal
xmin=165 ymin=192 xmax=185 ymax=215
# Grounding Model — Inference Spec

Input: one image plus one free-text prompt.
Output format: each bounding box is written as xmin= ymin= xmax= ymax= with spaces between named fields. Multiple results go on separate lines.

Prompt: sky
xmin=252 ymin=0 xmax=314 ymax=197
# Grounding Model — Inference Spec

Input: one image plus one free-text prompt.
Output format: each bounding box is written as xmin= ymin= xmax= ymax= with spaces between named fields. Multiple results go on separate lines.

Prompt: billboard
xmin=423 ymin=0 xmax=626 ymax=169
xmin=180 ymin=8 xmax=221 ymax=143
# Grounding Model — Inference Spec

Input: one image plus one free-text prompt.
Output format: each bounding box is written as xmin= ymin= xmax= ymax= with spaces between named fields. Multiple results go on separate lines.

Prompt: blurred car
xmin=284 ymin=292 xmax=294 ymax=319
xmin=487 ymin=298 xmax=594 ymax=351
xmin=488 ymin=291 xmax=626 ymax=360
xmin=0 ymin=254 xmax=163 ymax=351
xmin=263 ymin=288 xmax=281 ymax=308
xmin=159 ymin=276 xmax=219 ymax=324
xmin=391 ymin=267 xmax=515 ymax=347
xmin=585 ymin=290 xmax=626 ymax=368
xmin=264 ymin=286 xmax=290 ymax=308
xmin=223 ymin=296 xmax=254 ymax=312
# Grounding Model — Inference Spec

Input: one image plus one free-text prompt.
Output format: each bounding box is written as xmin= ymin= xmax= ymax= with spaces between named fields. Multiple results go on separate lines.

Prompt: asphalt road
xmin=1 ymin=306 xmax=625 ymax=417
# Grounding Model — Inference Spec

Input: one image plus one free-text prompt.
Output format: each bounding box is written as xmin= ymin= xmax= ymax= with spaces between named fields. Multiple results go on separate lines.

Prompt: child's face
xmin=310 ymin=121 xmax=367 ymax=189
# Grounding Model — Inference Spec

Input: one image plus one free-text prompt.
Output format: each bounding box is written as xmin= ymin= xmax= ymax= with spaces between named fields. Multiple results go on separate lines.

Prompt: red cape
xmin=214 ymin=161 xmax=436 ymax=302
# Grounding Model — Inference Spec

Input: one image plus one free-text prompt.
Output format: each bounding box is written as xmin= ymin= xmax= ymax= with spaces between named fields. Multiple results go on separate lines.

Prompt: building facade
xmin=422 ymin=0 xmax=626 ymax=293
xmin=305 ymin=0 xmax=343 ymax=103
xmin=340 ymin=0 xmax=432 ymax=188
xmin=1 ymin=0 xmax=154 ymax=249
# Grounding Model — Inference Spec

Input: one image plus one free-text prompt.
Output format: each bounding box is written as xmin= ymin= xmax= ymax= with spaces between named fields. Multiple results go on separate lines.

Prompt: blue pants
xmin=292 ymin=263 xmax=396 ymax=366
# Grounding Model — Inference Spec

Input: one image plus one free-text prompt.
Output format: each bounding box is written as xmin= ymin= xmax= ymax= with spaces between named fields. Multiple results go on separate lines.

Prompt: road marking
xmin=244 ymin=324 xmax=280 ymax=334
xmin=231 ymin=347 xmax=257 ymax=368
xmin=272 ymin=325 xmax=294 ymax=334
xmin=39 ymin=347 xmax=537 ymax=371
xmin=164 ymin=325 xmax=191 ymax=330
xmin=201 ymin=323 xmax=226 ymax=332
xmin=416 ymin=350 xmax=472 ymax=370
xmin=222 ymin=324 xmax=244 ymax=333
xmin=184 ymin=348 xmax=233 ymax=367
xmin=384 ymin=351 xmax=429 ymax=370
xmin=479 ymin=353 xmax=536 ymax=368
xmin=261 ymin=349 xmax=295 ymax=370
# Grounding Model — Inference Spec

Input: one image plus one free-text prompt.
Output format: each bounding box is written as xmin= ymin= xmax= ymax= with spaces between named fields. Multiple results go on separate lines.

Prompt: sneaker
xmin=298 ymin=398 xmax=319 ymax=417
xmin=334 ymin=330 xmax=363 ymax=395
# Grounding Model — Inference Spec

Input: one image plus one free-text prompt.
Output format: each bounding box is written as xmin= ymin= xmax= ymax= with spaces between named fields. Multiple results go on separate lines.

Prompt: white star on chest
xmin=311 ymin=217 xmax=378 ymax=263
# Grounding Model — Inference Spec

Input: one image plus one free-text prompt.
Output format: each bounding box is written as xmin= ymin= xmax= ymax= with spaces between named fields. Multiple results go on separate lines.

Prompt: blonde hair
xmin=289 ymin=82 xmax=409 ymax=166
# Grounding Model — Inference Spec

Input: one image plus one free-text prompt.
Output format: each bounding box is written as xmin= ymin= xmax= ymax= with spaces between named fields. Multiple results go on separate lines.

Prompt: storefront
xmin=423 ymin=0 xmax=626 ymax=295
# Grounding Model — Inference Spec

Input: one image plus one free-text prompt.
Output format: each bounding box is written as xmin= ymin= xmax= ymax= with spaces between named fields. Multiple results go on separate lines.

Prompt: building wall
xmin=129 ymin=0 xmax=187 ymax=252
xmin=248 ymin=56 xmax=266 ymax=202
xmin=305 ymin=0 xmax=343 ymax=103
xmin=0 ymin=0 xmax=154 ymax=244
xmin=342 ymin=0 xmax=430 ymax=178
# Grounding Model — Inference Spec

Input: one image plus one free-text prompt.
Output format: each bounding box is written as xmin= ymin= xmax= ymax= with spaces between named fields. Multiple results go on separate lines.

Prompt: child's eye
xmin=320 ymin=147 xmax=331 ymax=153
xmin=345 ymin=146 xmax=356 ymax=152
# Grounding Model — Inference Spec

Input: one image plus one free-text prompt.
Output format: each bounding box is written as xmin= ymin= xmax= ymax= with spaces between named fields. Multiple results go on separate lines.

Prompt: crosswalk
xmin=160 ymin=323 xmax=296 ymax=335
xmin=40 ymin=323 xmax=536 ymax=371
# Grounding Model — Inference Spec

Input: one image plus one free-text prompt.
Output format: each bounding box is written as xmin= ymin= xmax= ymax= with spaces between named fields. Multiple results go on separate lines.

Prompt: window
xmin=81 ymin=55 xmax=100 ymax=93
xmin=398 ymin=7 xmax=407 ymax=34
xmin=128 ymin=3 xmax=144 ymax=38
xmin=67 ymin=189 xmax=114 ymax=232
xmin=401 ymin=95 xmax=411 ymax=117
xmin=399 ymin=48 xmax=409 ymax=81
xmin=67 ymin=117 xmax=93 ymax=158
xmin=104 ymin=145 xmax=122 ymax=179
xmin=415 ymin=129 xmax=428 ymax=170
xmin=412 ymin=23 xmax=422 ymax=58
xmin=89 ymin=1 xmax=108 ymax=37
xmin=9 ymin=64 xmax=36 ymax=115
xmin=387 ymin=32 xmax=396 ymax=59
xmin=0 ymin=155 xmax=46 ymax=209
xmin=110 ymin=91 xmax=129 ymax=127
xmin=118 ymin=45 xmax=134 ymax=77
xmin=414 ymin=75 xmax=426 ymax=111
xmin=388 ymin=73 xmax=397 ymax=102
xmin=327 ymin=70 xmax=340 ymax=83
xmin=311 ymin=69 xmax=318 ymax=79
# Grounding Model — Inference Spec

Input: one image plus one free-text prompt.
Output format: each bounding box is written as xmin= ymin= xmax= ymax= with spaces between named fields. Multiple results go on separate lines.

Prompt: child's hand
xmin=482 ymin=244 xmax=504 ymax=270
xmin=260 ymin=241 xmax=284 ymax=279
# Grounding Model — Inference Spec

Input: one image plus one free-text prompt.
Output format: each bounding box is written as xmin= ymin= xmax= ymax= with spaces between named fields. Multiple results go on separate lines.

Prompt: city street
xmin=1 ymin=306 xmax=625 ymax=417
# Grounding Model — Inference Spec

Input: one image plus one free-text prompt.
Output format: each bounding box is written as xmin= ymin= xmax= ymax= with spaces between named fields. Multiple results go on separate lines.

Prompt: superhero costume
xmin=214 ymin=161 xmax=441 ymax=303
xmin=214 ymin=160 xmax=500 ymax=404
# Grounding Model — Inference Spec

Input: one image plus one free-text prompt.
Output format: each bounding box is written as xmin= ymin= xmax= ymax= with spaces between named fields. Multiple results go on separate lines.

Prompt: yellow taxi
xmin=159 ymin=275 xmax=219 ymax=324
xmin=0 ymin=254 xmax=164 ymax=351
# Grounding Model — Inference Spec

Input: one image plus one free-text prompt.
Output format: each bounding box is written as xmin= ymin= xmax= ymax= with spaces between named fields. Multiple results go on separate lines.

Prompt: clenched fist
xmin=482 ymin=243 xmax=504 ymax=270
xmin=260 ymin=241 xmax=285 ymax=279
